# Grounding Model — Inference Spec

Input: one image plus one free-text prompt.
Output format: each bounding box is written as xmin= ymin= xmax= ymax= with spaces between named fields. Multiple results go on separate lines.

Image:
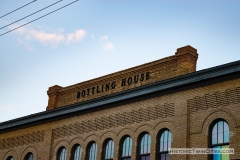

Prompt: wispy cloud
xmin=18 ymin=39 xmax=36 ymax=51
xmin=91 ymin=34 xmax=95 ymax=40
xmin=66 ymin=30 xmax=86 ymax=44
xmin=100 ymin=35 xmax=115 ymax=51
xmin=100 ymin=35 xmax=108 ymax=41
xmin=10 ymin=25 xmax=86 ymax=49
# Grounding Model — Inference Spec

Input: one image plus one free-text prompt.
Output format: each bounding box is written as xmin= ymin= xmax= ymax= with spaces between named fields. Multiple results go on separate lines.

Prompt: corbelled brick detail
xmin=51 ymin=103 xmax=174 ymax=140
xmin=0 ymin=131 xmax=44 ymax=150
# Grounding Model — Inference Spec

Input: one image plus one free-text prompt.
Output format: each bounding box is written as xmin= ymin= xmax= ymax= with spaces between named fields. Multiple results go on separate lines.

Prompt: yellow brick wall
xmin=1 ymin=77 xmax=240 ymax=160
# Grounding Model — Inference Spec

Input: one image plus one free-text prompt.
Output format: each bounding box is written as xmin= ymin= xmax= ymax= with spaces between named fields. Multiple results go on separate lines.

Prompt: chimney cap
xmin=175 ymin=45 xmax=198 ymax=57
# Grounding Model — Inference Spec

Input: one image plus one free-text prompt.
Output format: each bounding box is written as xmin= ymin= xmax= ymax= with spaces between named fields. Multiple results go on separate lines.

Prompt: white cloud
xmin=100 ymin=35 xmax=115 ymax=51
xmin=100 ymin=35 xmax=108 ymax=41
xmin=103 ymin=42 xmax=115 ymax=51
xmin=10 ymin=25 xmax=86 ymax=48
xmin=66 ymin=29 xmax=86 ymax=44
xmin=29 ymin=30 xmax=65 ymax=47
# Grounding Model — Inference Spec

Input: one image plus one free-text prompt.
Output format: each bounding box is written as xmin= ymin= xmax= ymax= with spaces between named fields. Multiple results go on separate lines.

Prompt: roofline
xmin=1 ymin=60 xmax=240 ymax=133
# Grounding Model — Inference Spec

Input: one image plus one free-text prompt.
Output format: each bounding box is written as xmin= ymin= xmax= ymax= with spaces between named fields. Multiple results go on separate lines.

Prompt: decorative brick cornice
xmin=0 ymin=131 xmax=44 ymax=150
xmin=188 ymin=87 xmax=240 ymax=113
xmin=52 ymin=103 xmax=175 ymax=139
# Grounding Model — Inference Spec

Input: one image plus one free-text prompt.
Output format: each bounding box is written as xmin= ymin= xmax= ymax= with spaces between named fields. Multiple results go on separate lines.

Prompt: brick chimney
xmin=175 ymin=45 xmax=198 ymax=74
xmin=46 ymin=85 xmax=63 ymax=111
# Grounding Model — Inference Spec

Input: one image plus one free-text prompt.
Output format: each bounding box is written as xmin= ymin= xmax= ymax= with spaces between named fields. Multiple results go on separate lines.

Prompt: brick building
xmin=0 ymin=45 xmax=240 ymax=160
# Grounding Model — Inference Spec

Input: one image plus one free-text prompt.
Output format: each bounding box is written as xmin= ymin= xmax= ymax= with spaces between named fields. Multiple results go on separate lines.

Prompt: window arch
xmin=24 ymin=153 xmax=34 ymax=160
xmin=120 ymin=136 xmax=132 ymax=160
xmin=138 ymin=132 xmax=151 ymax=160
xmin=87 ymin=141 xmax=97 ymax=160
xmin=158 ymin=129 xmax=172 ymax=160
xmin=103 ymin=139 xmax=114 ymax=160
xmin=6 ymin=156 xmax=14 ymax=160
xmin=210 ymin=119 xmax=230 ymax=160
xmin=57 ymin=147 xmax=67 ymax=160
xmin=71 ymin=144 xmax=81 ymax=160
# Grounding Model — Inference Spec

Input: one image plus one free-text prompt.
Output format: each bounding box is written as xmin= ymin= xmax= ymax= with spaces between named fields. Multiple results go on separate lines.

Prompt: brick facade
xmin=0 ymin=46 xmax=240 ymax=160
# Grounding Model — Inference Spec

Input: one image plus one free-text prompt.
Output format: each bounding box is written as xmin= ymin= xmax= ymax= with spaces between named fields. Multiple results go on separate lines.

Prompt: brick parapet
xmin=46 ymin=45 xmax=198 ymax=110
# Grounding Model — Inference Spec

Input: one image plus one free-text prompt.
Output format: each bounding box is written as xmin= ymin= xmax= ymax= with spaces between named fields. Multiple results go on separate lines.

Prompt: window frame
xmin=137 ymin=132 xmax=151 ymax=160
xmin=119 ymin=135 xmax=132 ymax=160
xmin=209 ymin=119 xmax=230 ymax=160
xmin=86 ymin=141 xmax=98 ymax=160
xmin=24 ymin=152 xmax=34 ymax=160
xmin=71 ymin=144 xmax=82 ymax=160
xmin=102 ymin=138 xmax=114 ymax=160
xmin=57 ymin=146 xmax=67 ymax=160
xmin=157 ymin=129 xmax=172 ymax=160
xmin=6 ymin=156 xmax=14 ymax=160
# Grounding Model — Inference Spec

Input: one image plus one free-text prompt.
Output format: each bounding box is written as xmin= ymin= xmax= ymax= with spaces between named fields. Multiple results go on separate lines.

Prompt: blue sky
xmin=0 ymin=0 xmax=240 ymax=122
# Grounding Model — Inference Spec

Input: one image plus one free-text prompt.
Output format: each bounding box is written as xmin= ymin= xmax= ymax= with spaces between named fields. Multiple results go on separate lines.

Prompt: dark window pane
xmin=140 ymin=134 xmax=151 ymax=154
xmin=58 ymin=148 xmax=66 ymax=160
xmin=89 ymin=142 xmax=97 ymax=160
xmin=140 ymin=155 xmax=150 ymax=160
xmin=160 ymin=130 xmax=171 ymax=152
xmin=73 ymin=145 xmax=81 ymax=160
xmin=105 ymin=140 xmax=114 ymax=159
xmin=24 ymin=152 xmax=34 ymax=160
xmin=7 ymin=156 xmax=14 ymax=160
xmin=166 ymin=153 xmax=170 ymax=160
xmin=161 ymin=154 xmax=165 ymax=160
xmin=159 ymin=130 xmax=171 ymax=160
xmin=146 ymin=155 xmax=150 ymax=160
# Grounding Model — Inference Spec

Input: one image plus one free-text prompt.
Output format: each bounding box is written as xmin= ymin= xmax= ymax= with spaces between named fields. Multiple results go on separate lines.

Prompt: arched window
xmin=104 ymin=139 xmax=114 ymax=160
xmin=210 ymin=120 xmax=230 ymax=160
xmin=57 ymin=147 xmax=67 ymax=160
xmin=24 ymin=153 xmax=34 ymax=160
xmin=159 ymin=129 xmax=171 ymax=160
xmin=139 ymin=133 xmax=151 ymax=160
xmin=87 ymin=141 xmax=97 ymax=160
xmin=71 ymin=144 xmax=81 ymax=160
xmin=121 ymin=136 xmax=132 ymax=160
xmin=6 ymin=156 xmax=14 ymax=160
